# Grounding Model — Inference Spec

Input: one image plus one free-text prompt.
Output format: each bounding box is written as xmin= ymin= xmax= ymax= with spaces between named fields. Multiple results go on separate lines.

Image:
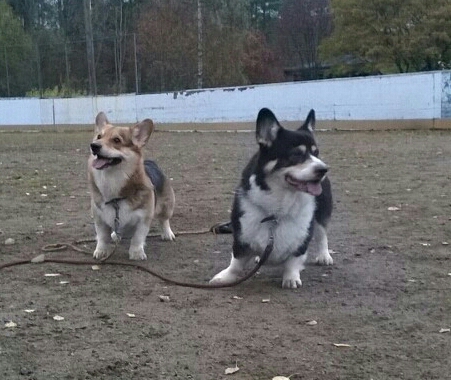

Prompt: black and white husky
xmin=210 ymin=108 xmax=333 ymax=288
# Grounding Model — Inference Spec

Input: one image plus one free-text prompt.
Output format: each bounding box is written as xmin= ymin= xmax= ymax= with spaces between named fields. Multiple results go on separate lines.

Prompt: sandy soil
xmin=0 ymin=127 xmax=450 ymax=380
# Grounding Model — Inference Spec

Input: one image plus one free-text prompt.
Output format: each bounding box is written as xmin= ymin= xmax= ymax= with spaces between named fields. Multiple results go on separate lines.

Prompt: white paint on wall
xmin=0 ymin=70 xmax=448 ymax=126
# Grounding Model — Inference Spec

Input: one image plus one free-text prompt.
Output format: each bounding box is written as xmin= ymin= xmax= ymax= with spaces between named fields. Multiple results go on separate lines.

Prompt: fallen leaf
xmin=53 ymin=315 xmax=64 ymax=321
xmin=225 ymin=363 xmax=239 ymax=375
xmin=333 ymin=343 xmax=351 ymax=347
xmin=91 ymin=265 xmax=100 ymax=271
xmin=439 ymin=328 xmax=450 ymax=333
xmin=31 ymin=254 xmax=45 ymax=263
xmin=4 ymin=321 xmax=17 ymax=328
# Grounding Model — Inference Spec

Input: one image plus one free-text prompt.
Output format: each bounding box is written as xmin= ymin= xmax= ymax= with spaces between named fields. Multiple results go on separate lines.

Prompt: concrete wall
xmin=1 ymin=71 xmax=450 ymax=129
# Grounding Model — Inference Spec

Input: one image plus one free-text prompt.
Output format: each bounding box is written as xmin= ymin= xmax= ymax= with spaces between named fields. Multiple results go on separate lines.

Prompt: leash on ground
xmin=0 ymin=220 xmax=276 ymax=289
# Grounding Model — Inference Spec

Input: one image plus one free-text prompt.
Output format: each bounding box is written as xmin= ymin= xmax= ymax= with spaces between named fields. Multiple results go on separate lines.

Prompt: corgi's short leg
xmin=282 ymin=254 xmax=307 ymax=289
xmin=160 ymin=219 xmax=175 ymax=241
xmin=309 ymin=222 xmax=333 ymax=265
xmin=93 ymin=220 xmax=111 ymax=260
xmin=129 ymin=223 xmax=150 ymax=260
xmin=210 ymin=254 xmax=249 ymax=285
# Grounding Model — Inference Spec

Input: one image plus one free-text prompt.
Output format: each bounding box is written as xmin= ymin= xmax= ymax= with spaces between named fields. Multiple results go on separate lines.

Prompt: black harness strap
xmin=104 ymin=197 xmax=125 ymax=240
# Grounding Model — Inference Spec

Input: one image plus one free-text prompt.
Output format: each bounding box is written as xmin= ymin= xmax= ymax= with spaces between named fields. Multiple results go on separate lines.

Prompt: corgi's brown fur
xmin=88 ymin=112 xmax=175 ymax=260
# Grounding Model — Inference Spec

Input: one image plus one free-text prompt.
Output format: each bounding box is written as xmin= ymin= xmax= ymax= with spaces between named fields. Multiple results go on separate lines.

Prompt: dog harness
xmin=105 ymin=197 xmax=125 ymax=243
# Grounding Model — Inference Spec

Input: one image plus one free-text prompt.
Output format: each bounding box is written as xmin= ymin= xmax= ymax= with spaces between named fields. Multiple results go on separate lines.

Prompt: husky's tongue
xmin=286 ymin=175 xmax=323 ymax=196
xmin=92 ymin=157 xmax=113 ymax=170
xmin=306 ymin=182 xmax=322 ymax=196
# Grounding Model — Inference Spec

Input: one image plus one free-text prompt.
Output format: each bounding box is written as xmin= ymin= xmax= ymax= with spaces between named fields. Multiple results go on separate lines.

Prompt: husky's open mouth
xmin=92 ymin=154 xmax=122 ymax=170
xmin=285 ymin=174 xmax=322 ymax=196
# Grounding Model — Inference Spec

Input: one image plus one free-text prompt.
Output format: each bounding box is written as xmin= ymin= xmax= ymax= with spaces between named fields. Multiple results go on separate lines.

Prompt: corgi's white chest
xmin=92 ymin=169 xmax=128 ymax=201
xmin=91 ymin=169 xmax=146 ymax=234
xmin=238 ymin=176 xmax=316 ymax=263
xmin=94 ymin=200 xmax=146 ymax=234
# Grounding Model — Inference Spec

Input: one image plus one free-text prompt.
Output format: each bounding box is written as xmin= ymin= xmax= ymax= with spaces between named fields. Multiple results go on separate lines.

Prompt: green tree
xmin=418 ymin=0 xmax=451 ymax=70
xmin=320 ymin=0 xmax=451 ymax=75
xmin=0 ymin=0 xmax=33 ymax=96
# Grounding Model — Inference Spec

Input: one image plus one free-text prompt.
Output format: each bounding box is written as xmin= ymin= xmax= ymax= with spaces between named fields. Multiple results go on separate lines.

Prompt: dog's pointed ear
xmin=132 ymin=119 xmax=154 ymax=147
xmin=299 ymin=109 xmax=315 ymax=132
xmin=95 ymin=112 xmax=109 ymax=133
xmin=256 ymin=108 xmax=280 ymax=147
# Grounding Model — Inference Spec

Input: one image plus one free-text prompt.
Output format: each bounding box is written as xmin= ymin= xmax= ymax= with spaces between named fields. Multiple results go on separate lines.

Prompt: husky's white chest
xmin=238 ymin=182 xmax=316 ymax=264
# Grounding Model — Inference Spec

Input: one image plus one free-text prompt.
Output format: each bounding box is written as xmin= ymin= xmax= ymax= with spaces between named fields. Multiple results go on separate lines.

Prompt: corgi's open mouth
xmin=285 ymin=174 xmax=322 ymax=196
xmin=92 ymin=154 xmax=122 ymax=170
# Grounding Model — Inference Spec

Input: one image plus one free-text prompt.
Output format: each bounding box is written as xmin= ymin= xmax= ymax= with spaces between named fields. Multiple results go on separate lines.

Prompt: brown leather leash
xmin=0 ymin=218 xmax=276 ymax=289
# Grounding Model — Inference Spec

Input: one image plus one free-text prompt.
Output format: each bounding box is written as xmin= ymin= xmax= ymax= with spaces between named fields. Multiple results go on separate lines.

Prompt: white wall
xmin=0 ymin=71 xmax=447 ymax=126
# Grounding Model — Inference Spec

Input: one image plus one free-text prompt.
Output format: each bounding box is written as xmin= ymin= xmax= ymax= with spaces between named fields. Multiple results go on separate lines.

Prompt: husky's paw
xmin=129 ymin=246 xmax=147 ymax=260
xmin=93 ymin=247 xmax=109 ymax=260
xmin=314 ymin=251 xmax=333 ymax=266
xmin=282 ymin=273 xmax=303 ymax=289
xmin=209 ymin=269 xmax=239 ymax=285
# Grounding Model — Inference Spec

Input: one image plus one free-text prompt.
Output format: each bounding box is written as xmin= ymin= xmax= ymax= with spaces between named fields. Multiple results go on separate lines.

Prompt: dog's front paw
xmin=282 ymin=273 xmax=302 ymax=289
xmin=129 ymin=246 xmax=147 ymax=260
xmin=160 ymin=221 xmax=175 ymax=241
xmin=93 ymin=247 xmax=109 ymax=260
xmin=161 ymin=229 xmax=175 ymax=241
xmin=314 ymin=251 xmax=333 ymax=266
xmin=210 ymin=269 xmax=239 ymax=285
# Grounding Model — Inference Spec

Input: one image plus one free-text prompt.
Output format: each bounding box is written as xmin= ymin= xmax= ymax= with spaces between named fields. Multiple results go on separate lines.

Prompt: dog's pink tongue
xmin=92 ymin=157 xmax=110 ymax=170
xmin=307 ymin=182 xmax=322 ymax=196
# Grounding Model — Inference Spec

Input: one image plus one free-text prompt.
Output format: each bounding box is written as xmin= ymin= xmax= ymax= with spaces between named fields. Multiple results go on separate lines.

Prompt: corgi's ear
xmin=299 ymin=109 xmax=315 ymax=132
xmin=131 ymin=119 xmax=154 ymax=147
xmin=256 ymin=108 xmax=280 ymax=147
xmin=95 ymin=112 xmax=109 ymax=133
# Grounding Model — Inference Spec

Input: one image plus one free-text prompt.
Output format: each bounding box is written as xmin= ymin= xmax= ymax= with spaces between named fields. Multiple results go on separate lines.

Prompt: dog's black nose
xmin=316 ymin=167 xmax=328 ymax=177
xmin=90 ymin=143 xmax=101 ymax=155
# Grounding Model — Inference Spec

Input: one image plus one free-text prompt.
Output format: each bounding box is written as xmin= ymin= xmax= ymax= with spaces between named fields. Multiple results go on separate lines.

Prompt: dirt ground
xmin=0 ymin=126 xmax=450 ymax=380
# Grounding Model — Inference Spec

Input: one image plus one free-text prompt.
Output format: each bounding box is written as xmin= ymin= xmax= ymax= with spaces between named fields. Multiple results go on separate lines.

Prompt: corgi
xmin=210 ymin=108 xmax=333 ymax=288
xmin=88 ymin=112 xmax=175 ymax=260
